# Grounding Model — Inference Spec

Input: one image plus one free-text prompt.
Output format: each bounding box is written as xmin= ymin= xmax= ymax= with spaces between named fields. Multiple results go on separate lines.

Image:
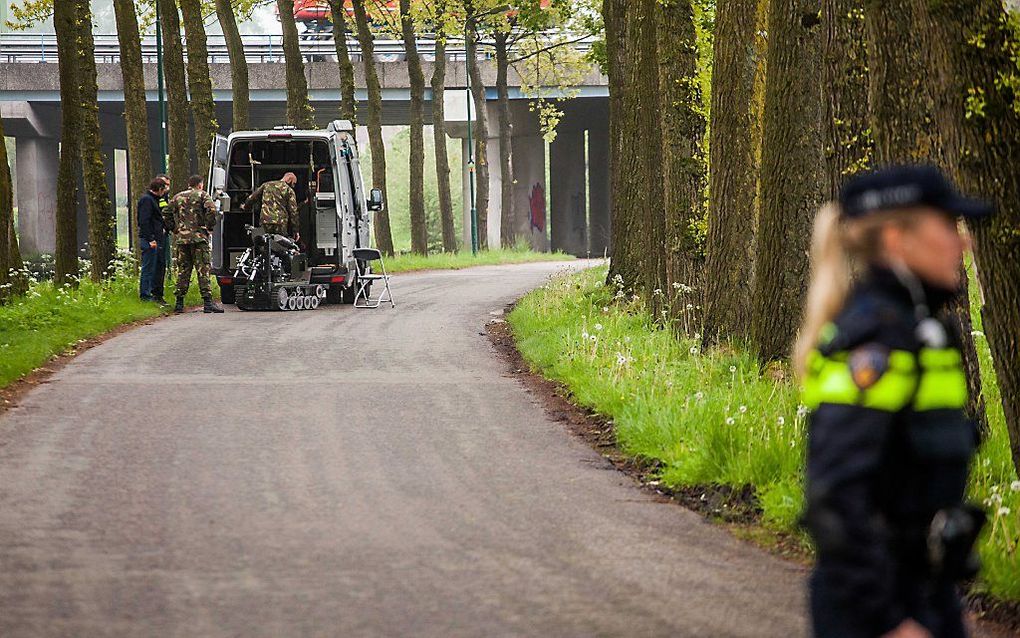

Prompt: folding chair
xmin=353 ymin=248 xmax=395 ymax=309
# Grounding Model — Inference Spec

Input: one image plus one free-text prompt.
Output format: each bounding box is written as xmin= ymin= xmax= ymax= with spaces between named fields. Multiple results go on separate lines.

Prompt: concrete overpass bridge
xmin=0 ymin=34 xmax=609 ymax=257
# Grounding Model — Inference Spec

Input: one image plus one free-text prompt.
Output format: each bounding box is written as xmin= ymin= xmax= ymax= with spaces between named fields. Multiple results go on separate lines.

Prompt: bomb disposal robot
xmin=207 ymin=120 xmax=383 ymax=310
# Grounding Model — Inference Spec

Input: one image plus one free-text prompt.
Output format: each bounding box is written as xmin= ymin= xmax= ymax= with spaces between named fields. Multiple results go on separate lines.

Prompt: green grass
xmin=385 ymin=246 xmax=574 ymax=274
xmin=508 ymin=266 xmax=1020 ymax=601
xmin=0 ymin=254 xmax=213 ymax=390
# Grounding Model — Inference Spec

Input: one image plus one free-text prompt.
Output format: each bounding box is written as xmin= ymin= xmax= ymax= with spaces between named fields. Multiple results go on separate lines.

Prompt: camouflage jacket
xmin=167 ymin=188 xmax=217 ymax=244
xmin=245 ymin=180 xmax=299 ymax=235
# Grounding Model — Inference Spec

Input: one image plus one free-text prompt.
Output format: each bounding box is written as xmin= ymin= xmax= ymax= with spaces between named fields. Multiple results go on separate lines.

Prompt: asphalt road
xmin=1 ymin=261 xmax=812 ymax=637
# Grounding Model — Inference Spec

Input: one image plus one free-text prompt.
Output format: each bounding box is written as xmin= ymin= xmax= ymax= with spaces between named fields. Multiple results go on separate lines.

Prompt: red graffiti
xmin=529 ymin=183 xmax=546 ymax=234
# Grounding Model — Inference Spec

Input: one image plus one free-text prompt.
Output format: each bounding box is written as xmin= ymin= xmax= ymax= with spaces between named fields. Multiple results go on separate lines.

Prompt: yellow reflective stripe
xmin=915 ymin=348 xmax=968 ymax=410
xmin=919 ymin=347 xmax=962 ymax=369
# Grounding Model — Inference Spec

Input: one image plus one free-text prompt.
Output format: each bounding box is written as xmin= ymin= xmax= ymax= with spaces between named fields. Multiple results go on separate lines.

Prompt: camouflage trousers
xmin=175 ymin=241 xmax=212 ymax=298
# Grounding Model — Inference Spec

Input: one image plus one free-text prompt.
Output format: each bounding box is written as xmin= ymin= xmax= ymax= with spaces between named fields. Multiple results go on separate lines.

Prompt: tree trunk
xmin=53 ymin=0 xmax=81 ymax=286
xmin=432 ymin=34 xmax=457 ymax=252
xmin=180 ymin=0 xmax=218 ymax=179
xmin=400 ymin=0 xmax=428 ymax=255
xmin=465 ymin=8 xmax=490 ymax=250
xmin=821 ymin=0 xmax=871 ymax=199
xmin=352 ymin=0 xmax=394 ymax=255
xmin=159 ymin=0 xmax=190 ymax=187
xmin=702 ymin=0 xmax=759 ymax=345
xmin=76 ymin=0 xmax=116 ymax=282
xmin=215 ymin=0 xmax=250 ymax=131
xmin=278 ymin=0 xmax=315 ymax=129
xmin=657 ymin=0 xmax=706 ymax=301
xmin=494 ymin=30 xmax=515 ymax=248
xmin=751 ymin=0 xmax=825 ymax=364
xmin=914 ymin=0 xmax=1020 ymax=475
xmin=328 ymin=0 xmax=358 ymax=123
xmin=113 ymin=0 xmax=153 ymax=254
xmin=0 ymin=115 xmax=27 ymax=303
xmin=604 ymin=0 xmax=643 ymax=289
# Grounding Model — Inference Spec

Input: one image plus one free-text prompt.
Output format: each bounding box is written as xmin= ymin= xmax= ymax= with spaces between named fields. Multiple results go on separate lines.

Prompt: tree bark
xmin=352 ymin=0 xmax=395 ymax=255
xmin=76 ymin=0 xmax=116 ymax=282
xmin=821 ymin=0 xmax=871 ymax=199
xmin=702 ymin=0 xmax=759 ymax=345
xmin=179 ymin=0 xmax=218 ymax=179
xmin=432 ymin=33 xmax=457 ymax=252
xmin=328 ymin=0 xmax=358 ymax=124
xmin=657 ymin=0 xmax=706 ymax=300
xmin=278 ymin=0 xmax=315 ymax=129
xmin=914 ymin=0 xmax=1020 ymax=474
xmin=494 ymin=30 xmax=515 ymax=248
xmin=464 ymin=5 xmax=490 ymax=250
xmin=0 ymin=116 xmax=27 ymax=303
xmin=159 ymin=0 xmax=191 ymax=187
xmin=751 ymin=0 xmax=825 ymax=364
xmin=113 ymin=0 xmax=153 ymax=254
xmin=400 ymin=0 xmax=429 ymax=254
xmin=604 ymin=0 xmax=643 ymax=289
xmin=215 ymin=0 xmax=250 ymax=131
xmin=53 ymin=0 xmax=81 ymax=286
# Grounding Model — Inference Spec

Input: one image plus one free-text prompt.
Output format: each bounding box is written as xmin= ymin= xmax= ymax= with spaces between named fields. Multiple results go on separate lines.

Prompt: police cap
xmin=839 ymin=164 xmax=994 ymax=221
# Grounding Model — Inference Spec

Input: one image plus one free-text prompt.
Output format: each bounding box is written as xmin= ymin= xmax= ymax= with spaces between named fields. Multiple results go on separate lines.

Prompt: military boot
xmin=174 ymin=296 xmax=185 ymax=314
xmin=203 ymin=297 xmax=224 ymax=314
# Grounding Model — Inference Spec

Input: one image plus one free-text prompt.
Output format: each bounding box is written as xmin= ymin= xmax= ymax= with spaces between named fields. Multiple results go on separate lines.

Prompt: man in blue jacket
xmin=138 ymin=177 xmax=171 ymax=303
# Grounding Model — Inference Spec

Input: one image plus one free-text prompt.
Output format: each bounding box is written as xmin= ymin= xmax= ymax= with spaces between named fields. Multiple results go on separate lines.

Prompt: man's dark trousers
xmin=139 ymin=234 xmax=168 ymax=301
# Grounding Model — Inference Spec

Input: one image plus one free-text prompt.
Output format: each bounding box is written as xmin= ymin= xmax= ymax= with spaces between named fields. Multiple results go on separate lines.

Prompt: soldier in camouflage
xmin=243 ymin=172 xmax=301 ymax=241
xmin=166 ymin=175 xmax=224 ymax=314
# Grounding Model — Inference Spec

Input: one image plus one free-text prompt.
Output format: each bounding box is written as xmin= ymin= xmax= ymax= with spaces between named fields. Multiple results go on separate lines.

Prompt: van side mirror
xmin=368 ymin=188 xmax=384 ymax=212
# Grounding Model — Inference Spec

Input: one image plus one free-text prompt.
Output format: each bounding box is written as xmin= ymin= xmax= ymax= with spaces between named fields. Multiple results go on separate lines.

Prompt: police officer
xmin=166 ymin=175 xmax=224 ymax=314
xmin=796 ymin=165 xmax=992 ymax=638
xmin=156 ymin=174 xmax=173 ymax=293
xmin=137 ymin=177 xmax=170 ymax=304
xmin=243 ymin=172 xmax=301 ymax=241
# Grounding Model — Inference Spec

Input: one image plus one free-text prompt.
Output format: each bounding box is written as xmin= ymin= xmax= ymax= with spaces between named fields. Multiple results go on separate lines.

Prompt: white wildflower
xmin=594 ymin=323 xmax=603 ymax=332
xmin=726 ymin=417 xmax=736 ymax=426
xmin=689 ymin=346 xmax=700 ymax=356
xmin=581 ymin=331 xmax=590 ymax=340
xmin=777 ymin=416 xmax=786 ymax=426
xmin=729 ymin=366 xmax=737 ymax=373
xmin=616 ymin=352 xmax=628 ymax=366
xmin=694 ymin=391 xmax=704 ymax=401
xmin=998 ymin=506 xmax=1011 ymax=517
xmin=739 ymin=405 xmax=748 ymax=414
xmin=796 ymin=404 xmax=810 ymax=419
xmin=1011 ymin=481 xmax=1020 ymax=493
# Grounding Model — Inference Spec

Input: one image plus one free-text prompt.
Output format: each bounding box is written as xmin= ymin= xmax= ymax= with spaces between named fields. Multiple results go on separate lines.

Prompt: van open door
xmin=209 ymin=134 xmax=229 ymax=271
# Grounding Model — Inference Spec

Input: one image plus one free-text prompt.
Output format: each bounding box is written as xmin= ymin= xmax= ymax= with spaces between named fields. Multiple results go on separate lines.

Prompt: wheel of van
xmin=341 ymin=283 xmax=357 ymax=305
xmin=219 ymin=283 xmax=235 ymax=305
xmin=277 ymin=288 xmax=290 ymax=311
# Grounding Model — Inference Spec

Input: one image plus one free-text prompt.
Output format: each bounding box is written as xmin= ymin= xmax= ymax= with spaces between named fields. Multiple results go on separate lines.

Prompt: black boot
xmin=203 ymin=297 xmax=224 ymax=314
xmin=174 ymin=296 xmax=185 ymax=314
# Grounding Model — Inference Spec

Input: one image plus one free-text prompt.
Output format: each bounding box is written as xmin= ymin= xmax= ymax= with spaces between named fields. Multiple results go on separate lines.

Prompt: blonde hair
xmin=793 ymin=204 xmax=919 ymax=377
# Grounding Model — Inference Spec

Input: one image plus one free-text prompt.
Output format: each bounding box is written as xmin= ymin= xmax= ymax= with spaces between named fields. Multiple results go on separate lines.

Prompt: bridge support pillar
xmin=511 ymin=134 xmax=548 ymax=252
xmin=460 ymin=133 xmax=504 ymax=251
xmin=549 ymin=129 xmax=587 ymax=257
xmin=588 ymin=129 xmax=611 ymax=257
xmin=15 ymin=137 xmax=58 ymax=256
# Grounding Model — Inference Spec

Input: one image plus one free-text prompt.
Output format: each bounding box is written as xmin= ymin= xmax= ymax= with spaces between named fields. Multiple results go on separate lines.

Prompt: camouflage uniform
xmin=245 ymin=180 xmax=300 ymax=236
xmin=167 ymin=188 xmax=217 ymax=298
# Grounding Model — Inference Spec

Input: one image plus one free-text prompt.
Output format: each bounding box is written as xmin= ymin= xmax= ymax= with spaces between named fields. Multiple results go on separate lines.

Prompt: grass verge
xmin=385 ymin=247 xmax=574 ymax=274
xmin=508 ymin=266 xmax=1019 ymax=603
xmin=1 ymin=257 xmax=211 ymax=390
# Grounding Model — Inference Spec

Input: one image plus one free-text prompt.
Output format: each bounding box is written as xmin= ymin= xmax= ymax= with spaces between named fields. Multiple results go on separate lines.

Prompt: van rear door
xmin=208 ymin=134 xmax=229 ymax=271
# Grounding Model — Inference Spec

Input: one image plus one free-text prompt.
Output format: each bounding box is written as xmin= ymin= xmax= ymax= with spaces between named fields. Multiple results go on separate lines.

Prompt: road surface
xmin=2 ymin=261 xmax=811 ymax=637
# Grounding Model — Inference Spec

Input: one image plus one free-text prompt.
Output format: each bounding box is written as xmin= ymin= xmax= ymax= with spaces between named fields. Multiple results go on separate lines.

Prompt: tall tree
xmin=0 ymin=117 xmax=27 ymax=304
xmin=328 ymin=0 xmax=358 ymax=123
xmin=216 ymin=0 xmax=251 ymax=131
xmin=278 ymin=0 xmax=316 ymax=128
xmin=915 ymin=0 xmax=1020 ymax=474
xmin=464 ymin=0 xmax=491 ymax=249
xmin=76 ymin=0 xmax=116 ymax=281
xmin=701 ymin=0 xmax=759 ymax=344
xmin=493 ymin=28 xmax=515 ymax=247
xmin=751 ymin=0 xmax=825 ymax=363
xmin=52 ymin=0 xmax=81 ymax=286
xmin=400 ymin=0 xmax=429 ymax=254
xmin=432 ymin=4 xmax=458 ymax=252
xmin=180 ymin=0 xmax=218 ymax=178
xmin=113 ymin=0 xmax=153 ymax=251
xmin=657 ymin=0 xmax=706 ymax=297
xmin=159 ymin=0 xmax=191 ymax=187
xmin=821 ymin=0 xmax=871 ymax=198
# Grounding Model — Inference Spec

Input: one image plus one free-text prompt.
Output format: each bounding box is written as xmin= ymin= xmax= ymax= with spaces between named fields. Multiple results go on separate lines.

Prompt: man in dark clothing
xmin=138 ymin=177 xmax=170 ymax=303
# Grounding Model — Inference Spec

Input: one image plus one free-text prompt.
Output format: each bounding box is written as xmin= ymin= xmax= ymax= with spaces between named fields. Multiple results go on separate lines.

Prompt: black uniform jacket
xmin=802 ymin=267 xmax=977 ymax=636
xmin=138 ymin=191 xmax=167 ymax=243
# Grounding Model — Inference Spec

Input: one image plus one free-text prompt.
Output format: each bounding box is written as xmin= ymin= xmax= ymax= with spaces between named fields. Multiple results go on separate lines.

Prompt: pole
xmin=466 ymin=27 xmax=478 ymax=255
xmin=156 ymin=0 xmax=168 ymax=174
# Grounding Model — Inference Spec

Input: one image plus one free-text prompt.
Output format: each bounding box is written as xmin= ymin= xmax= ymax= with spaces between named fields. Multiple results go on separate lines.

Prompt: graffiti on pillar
xmin=529 ymin=183 xmax=546 ymax=234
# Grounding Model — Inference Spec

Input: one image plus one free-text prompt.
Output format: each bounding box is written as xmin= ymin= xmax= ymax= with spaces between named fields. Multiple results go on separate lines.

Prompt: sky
xmin=1 ymin=1 xmax=281 ymax=35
